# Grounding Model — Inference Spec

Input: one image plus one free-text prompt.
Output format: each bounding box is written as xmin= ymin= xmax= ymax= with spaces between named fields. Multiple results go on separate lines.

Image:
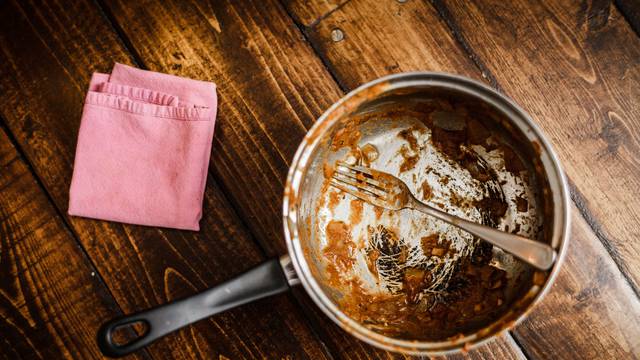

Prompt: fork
xmin=330 ymin=161 xmax=556 ymax=270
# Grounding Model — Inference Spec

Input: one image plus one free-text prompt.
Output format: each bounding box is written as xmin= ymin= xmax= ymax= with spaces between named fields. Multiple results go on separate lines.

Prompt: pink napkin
xmin=68 ymin=63 xmax=217 ymax=230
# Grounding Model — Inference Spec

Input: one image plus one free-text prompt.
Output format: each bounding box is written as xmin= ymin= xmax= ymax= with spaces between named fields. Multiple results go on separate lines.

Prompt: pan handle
xmin=97 ymin=256 xmax=296 ymax=357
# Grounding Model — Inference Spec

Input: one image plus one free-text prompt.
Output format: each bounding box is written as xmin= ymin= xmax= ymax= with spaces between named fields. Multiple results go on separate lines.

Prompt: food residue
xmin=374 ymin=206 xmax=384 ymax=219
xmin=397 ymin=126 xmax=423 ymax=172
xmin=331 ymin=122 xmax=361 ymax=151
xmin=421 ymin=180 xmax=433 ymax=201
xmin=316 ymin=97 xmax=547 ymax=342
xmin=420 ymin=234 xmax=439 ymax=256
xmin=366 ymin=249 xmax=380 ymax=281
xmin=403 ymin=267 xmax=432 ymax=304
xmin=328 ymin=191 xmax=341 ymax=212
xmin=399 ymin=147 xmax=419 ymax=172
xmin=532 ymin=271 xmax=546 ymax=286
xmin=515 ymin=196 xmax=528 ymax=212
xmin=349 ymin=199 xmax=364 ymax=225
xmin=337 ymin=224 xmax=509 ymax=339
xmin=500 ymin=145 xmax=525 ymax=174
xmin=466 ymin=118 xmax=491 ymax=145
xmin=361 ymin=143 xmax=379 ymax=163
xmin=421 ymin=234 xmax=455 ymax=258
xmin=323 ymin=161 xmax=335 ymax=179
xmin=338 ymin=257 xmax=508 ymax=340
xmin=324 ymin=221 xmax=355 ymax=286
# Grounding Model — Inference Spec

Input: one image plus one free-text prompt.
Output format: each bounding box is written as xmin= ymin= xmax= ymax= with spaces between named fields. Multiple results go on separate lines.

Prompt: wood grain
xmin=0 ymin=128 xmax=149 ymax=359
xmin=97 ymin=0 xmax=526 ymax=357
xmin=282 ymin=0 xmax=349 ymax=26
xmin=303 ymin=0 xmax=482 ymax=89
xmin=436 ymin=0 xmax=640 ymax=294
xmin=444 ymin=335 xmax=525 ymax=360
xmin=616 ymin=0 xmax=640 ymax=35
xmin=0 ymin=0 xmax=332 ymax=358
xmin=290 ymin=0 xmax=640 ymax=357
xmin=514 ymin=204 xmax=640 ymax=358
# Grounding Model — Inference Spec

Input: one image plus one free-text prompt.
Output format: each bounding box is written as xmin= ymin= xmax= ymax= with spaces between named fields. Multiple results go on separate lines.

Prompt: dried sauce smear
xmin=315 ymin=97 xmax=545 ymax=341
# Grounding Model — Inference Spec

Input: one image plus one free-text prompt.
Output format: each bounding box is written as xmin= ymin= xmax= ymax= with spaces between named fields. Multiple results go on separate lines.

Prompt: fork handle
xmin=410 ymin=199 xmax=556 ymax=270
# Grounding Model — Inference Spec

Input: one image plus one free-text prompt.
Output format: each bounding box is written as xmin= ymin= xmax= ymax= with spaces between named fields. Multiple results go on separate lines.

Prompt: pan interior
xmin=294 ymin=86 xmax=552 ymax=341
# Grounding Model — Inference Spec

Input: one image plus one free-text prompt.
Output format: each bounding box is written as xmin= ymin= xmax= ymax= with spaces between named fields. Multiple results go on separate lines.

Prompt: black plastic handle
xmin=97 ymin=258 xmax=290 ymax=357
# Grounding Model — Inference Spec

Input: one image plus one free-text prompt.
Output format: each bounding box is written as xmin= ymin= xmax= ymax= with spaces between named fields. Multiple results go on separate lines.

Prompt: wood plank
xmin=444 ymin=335 xmax=526 ymax=360
xmin=515 ymin=204 xmax=640 ymax=358
xmin=0 ymin=128 xmax=149 ymax=359
xmin=302 ymin=0 xmax=482 ymax=87
xmin=0 ymin=0 xmax=332 ymax=358
xmin=98 ymin=0 xmax=526 ymax=357
xmin=435 ymin=0 xmax=640 ymax=294
xmin=616 ymin=0 xmax=640 ymax=35
xmin=282 ymin=0 xmax=348 ymax=26
xmin=289 ymin=0 xmax=640 ymax=357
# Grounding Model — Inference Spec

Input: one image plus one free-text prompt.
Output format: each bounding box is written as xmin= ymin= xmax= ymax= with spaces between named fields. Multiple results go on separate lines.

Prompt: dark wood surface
xmin=0 ymin=0 xmax=638 ymax=358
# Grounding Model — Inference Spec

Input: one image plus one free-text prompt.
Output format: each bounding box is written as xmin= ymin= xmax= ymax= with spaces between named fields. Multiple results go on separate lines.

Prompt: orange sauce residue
xmin=366 ymin=249 xmax=380 ymax=280
xmin=361 ymin=143 xmax=379 ymax=164
xmin=421 ymin=180 xmax=433 ymax=201
xmin=399 ymin=147 xmax=419 ymax=172
xmin=421 ymin=233 xmax=455 ymax=258
xmin=328 ymin=191 xmax=341 ymax=212
xmin=397 ymin=126 xmax=423 ymax=173
xmin=421 ymin=233 xmax=439 ymax=255
xmin=349 ymin=199 xmax=363 ymax=225
xmin=323 ymin=220 xmax=355 ymax=286
xmin=374 ymin=206 xmax=384 ymax=219
xmin=337 ymin=260 xmax=508 ymax=341
xmin=331 ymin=124 xmax=361 ymax=151
xmin=323 ymin=161 xmax=335 ymax=179
xmin=317 ymin=191 xmax=326 ymax=209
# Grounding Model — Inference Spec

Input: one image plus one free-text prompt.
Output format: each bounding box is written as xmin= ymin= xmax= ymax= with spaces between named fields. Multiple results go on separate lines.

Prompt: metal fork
xmin=330 ymin=161 xmax=556 ymax=270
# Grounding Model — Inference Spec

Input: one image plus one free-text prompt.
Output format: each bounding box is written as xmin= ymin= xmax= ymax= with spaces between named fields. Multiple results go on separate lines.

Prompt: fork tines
xmin=330 ymin=162 xmax=387 ymax=201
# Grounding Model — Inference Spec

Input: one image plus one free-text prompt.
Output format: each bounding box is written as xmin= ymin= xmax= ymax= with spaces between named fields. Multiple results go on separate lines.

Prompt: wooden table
xmin=1 ymin=0 xmax=639 ymax=358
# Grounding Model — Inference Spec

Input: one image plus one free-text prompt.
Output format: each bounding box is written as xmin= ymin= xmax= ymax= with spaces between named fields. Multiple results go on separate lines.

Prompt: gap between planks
xmin=280 ymin=1 xmax=351 ymax=94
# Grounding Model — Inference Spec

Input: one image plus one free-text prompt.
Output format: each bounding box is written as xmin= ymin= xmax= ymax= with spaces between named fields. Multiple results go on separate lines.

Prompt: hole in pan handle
xmin=97 ymin=257 xmax=293 ymax=358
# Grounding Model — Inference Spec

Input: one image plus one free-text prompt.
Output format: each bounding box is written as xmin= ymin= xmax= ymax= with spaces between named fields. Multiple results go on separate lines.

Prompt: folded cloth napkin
xmin=68 ymin=63 xmax=217 ymax=230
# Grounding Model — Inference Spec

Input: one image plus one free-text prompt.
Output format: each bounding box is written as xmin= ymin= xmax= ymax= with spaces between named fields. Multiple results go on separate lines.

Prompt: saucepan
xmin=97 ymin=72 xmax=570 ymax=357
